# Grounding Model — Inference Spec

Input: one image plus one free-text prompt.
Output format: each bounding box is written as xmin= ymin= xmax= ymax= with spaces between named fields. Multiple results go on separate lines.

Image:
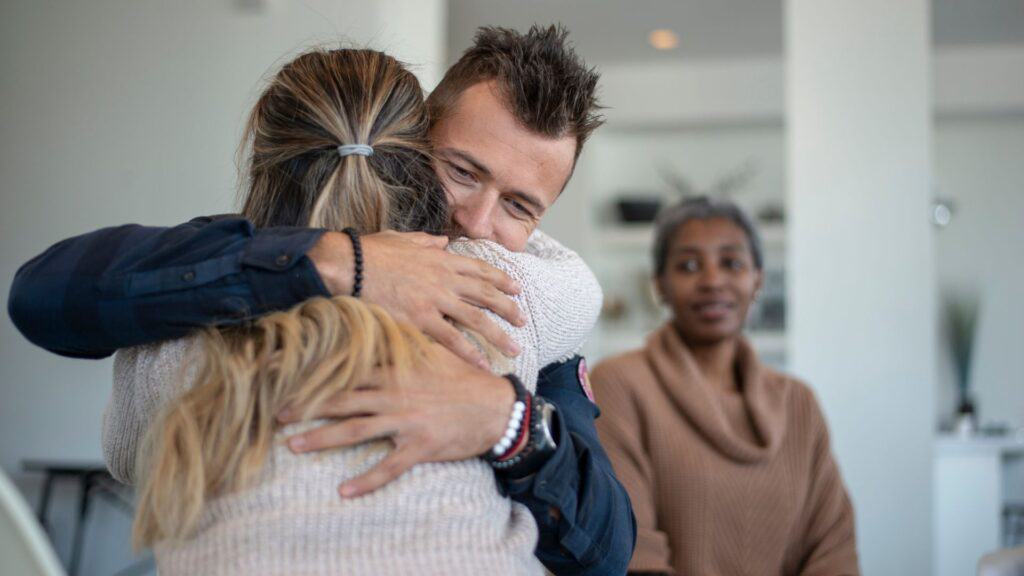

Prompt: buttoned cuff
xmin=243 ymin=227 xmax=330 ymax=312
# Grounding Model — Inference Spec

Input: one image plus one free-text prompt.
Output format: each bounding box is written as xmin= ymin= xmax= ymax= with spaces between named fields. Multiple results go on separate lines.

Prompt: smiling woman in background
xmin=591 ymin=197 xmax=860 ymax=576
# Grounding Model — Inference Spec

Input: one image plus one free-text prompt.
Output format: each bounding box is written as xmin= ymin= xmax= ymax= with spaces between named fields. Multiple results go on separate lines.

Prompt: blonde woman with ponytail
xmin=102 ymin=47 xmax=601 ymax=575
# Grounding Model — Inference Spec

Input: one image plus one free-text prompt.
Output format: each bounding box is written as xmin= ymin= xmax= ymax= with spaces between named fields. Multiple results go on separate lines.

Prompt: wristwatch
xmin=493 ymin=395 xmax=558 ymax=477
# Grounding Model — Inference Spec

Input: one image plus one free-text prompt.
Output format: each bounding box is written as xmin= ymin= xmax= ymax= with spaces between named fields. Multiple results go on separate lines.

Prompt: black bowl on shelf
xmin=615 ymin=197 xmax=663 ymax=223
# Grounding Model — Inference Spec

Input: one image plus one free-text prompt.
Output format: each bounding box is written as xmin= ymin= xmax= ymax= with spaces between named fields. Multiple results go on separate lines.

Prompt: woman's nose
xmin=698 ymin=265 xmax=725 ymax=288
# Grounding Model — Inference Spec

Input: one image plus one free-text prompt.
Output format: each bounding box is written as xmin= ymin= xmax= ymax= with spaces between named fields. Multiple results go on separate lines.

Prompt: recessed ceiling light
xmin=648 ymin=29 xmax=679 ymax=51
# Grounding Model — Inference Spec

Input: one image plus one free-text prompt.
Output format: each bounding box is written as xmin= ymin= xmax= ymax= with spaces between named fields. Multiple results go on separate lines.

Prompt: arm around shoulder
xmin=8 ymin=216 xmax=326 ymax=358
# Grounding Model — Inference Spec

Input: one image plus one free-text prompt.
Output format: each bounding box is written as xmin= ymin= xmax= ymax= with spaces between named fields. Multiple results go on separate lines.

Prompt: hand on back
xmin=308 ymin=230 xmax=525 ymax=368
xmin=279 ymin=341 xmax=517 ymax=498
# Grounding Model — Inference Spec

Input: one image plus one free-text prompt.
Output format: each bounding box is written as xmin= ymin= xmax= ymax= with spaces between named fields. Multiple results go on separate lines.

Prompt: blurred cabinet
xmin=934 ymin=435 xmax=1024 ymax=576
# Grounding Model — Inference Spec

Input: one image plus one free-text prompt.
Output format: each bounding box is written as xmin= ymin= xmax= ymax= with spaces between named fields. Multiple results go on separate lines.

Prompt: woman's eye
xmin=724 ymin=258 xmax=746 ymax=271
xmin=677 ymin=260 xmax=700 ymax=273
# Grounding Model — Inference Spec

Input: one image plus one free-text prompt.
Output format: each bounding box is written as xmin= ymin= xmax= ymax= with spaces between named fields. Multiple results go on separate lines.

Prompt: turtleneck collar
xmin=643 ymin=322 xmax=790 ymax=463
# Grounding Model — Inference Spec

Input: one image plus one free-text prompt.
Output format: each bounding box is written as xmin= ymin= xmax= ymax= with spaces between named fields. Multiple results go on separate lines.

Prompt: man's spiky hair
xmin=428 ymin=24 xmax=604 ymax=159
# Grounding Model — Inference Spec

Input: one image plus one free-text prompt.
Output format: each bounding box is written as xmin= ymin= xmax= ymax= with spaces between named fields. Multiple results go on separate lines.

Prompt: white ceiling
xmin=447 ymin=0 xmax=1024 ymax=65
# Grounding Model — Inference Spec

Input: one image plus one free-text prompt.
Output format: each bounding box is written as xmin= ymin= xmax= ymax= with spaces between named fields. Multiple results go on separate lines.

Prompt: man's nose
xmin=454 ymin=195 xmax=496 ymax=240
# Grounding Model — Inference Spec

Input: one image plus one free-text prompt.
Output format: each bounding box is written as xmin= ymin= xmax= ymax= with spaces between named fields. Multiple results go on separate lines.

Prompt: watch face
xmin=536 ymin=399 xmax=557 ymax=450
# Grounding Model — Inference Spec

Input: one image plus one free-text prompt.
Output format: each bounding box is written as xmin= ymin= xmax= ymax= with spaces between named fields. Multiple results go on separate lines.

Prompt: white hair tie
xmin=337 ymin=144 xmax=374 ymax=157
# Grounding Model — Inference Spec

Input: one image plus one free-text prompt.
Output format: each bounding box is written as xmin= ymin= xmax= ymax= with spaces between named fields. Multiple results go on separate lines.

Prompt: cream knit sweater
xmin=103 ymin=230 xmax=602 ymax=576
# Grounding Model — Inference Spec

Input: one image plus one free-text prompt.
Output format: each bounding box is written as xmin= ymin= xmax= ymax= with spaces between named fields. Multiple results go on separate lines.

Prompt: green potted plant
xmin=945 ymin=295 xmax=979 ymax=437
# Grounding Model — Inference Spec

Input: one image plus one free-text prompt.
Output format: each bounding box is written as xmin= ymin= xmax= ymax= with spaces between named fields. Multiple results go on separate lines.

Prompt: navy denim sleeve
xmin=499 ymin=356 xmax=637 ymax=575
xmin=8 ymin=215 xmax=328 ymax=359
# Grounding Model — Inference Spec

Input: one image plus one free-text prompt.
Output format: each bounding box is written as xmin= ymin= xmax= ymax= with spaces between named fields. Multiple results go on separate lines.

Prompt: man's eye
xmin=448 ymin=163 xmax=476 ymax=183
xmin=504 ymin=197 xmax=533 ymax=219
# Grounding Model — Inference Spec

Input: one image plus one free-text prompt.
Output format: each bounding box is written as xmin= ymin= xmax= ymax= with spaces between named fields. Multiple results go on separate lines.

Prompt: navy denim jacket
xmin=8 ymin=215 xmax=636 ymax=574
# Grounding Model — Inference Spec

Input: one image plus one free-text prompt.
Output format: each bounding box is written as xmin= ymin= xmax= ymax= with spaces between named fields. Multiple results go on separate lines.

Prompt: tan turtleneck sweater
xmin=591 ymin=323 xmax=859 ymax=576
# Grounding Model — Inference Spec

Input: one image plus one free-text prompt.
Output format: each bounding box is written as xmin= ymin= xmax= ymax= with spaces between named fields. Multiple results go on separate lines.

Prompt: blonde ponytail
xmin=239 ymin=47 xmax=449 ymax=235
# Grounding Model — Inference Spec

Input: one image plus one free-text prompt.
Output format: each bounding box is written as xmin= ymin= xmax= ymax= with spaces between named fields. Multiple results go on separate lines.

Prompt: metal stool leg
xmin=68 ymin=473 xmax=94 ymax=576
xmin=36 ymin=472 xmax=55 ymax=531
xmin=1011 ymin=508 xmax=1019 ymax=545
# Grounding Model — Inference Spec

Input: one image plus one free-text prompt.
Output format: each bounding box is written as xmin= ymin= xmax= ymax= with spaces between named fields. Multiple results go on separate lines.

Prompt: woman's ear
xmin=752 ymin=270 xmax=765 ymax=301
xmin=652 ymin=274 xmax=668 ymax=305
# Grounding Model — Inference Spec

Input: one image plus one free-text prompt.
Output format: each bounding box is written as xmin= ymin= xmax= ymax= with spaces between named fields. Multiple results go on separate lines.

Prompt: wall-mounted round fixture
xmin=931 ymin=199 xmax=954 ymax=228
xmin=648 ymin=29 xmax=679 ymax=51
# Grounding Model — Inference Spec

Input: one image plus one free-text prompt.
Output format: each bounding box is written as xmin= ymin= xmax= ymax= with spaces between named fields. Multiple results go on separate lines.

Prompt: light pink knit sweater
xmin=103 ymin=231 xmax=602 ymax=575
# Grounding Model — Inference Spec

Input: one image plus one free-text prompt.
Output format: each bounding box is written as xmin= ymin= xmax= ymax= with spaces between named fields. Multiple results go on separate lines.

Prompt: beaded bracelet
xmin=498 ymin=395 xmax=532 ymax=462
xmin=341 ymin=227 xmax=363 ymax=298
xmin=491 ymin=395 xmax=545 ymax=471
xmin=483 ymin=374 xmax=529 ymax=464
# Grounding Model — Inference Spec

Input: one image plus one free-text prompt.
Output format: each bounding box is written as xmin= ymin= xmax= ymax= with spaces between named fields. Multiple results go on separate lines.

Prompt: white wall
xmin=787 ymin=2 xmax=935 ymax=574
xmin=0 ymin=1 xmax=445 ymax=573
xmin=595 ymin=43 xmax=1024 ymax=128
xmin=934 ymin=115 xmax=1024 ymax=428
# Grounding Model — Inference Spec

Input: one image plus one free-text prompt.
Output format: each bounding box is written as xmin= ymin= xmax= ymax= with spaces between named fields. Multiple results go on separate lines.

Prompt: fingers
xmin=442 ymin=299 xmax=520 ymax=358
xmin=286 ymin=415 xmax=399 ymax=454
xmin=424 ymin=317 xmax=490 ymax=370
xmin=278 ymin=389 xmax=390 ymax=423
xmin=451 ymin=255 xmax=521 ymax=296
xmin=339 ymin=445 xmax=418 ymax=498
xmin=455 ymin=278 xmax=525 ymax=329
xmin=402 ymin=232 xmax=449 ymax=249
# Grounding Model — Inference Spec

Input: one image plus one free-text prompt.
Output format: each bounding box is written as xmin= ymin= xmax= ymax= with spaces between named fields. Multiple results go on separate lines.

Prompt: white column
xmin=786 ymin=1 xmax=935 ymax=574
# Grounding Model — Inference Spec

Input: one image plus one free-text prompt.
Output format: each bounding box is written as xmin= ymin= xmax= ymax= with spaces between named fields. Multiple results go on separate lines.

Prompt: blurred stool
xmin=21 ymin=460 xmax=152 ymax=576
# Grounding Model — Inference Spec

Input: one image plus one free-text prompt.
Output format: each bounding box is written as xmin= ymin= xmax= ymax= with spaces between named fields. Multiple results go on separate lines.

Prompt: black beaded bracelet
xmin=341 ymin=227 xmax=363 ymax=298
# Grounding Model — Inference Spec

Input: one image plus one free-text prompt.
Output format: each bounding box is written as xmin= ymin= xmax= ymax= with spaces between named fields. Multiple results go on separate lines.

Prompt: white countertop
xmin=934 ymin=433 xmax=1024 ymax=455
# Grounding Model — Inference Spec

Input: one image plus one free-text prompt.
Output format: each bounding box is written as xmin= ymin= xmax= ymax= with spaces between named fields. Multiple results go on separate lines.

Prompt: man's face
xmin=430 ymin=81 xmax=577 ymax=252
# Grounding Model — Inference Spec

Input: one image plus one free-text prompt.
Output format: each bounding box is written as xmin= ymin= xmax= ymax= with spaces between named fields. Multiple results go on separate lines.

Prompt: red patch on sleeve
xmin=577 ymin=358 xmax=596 ymax=403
